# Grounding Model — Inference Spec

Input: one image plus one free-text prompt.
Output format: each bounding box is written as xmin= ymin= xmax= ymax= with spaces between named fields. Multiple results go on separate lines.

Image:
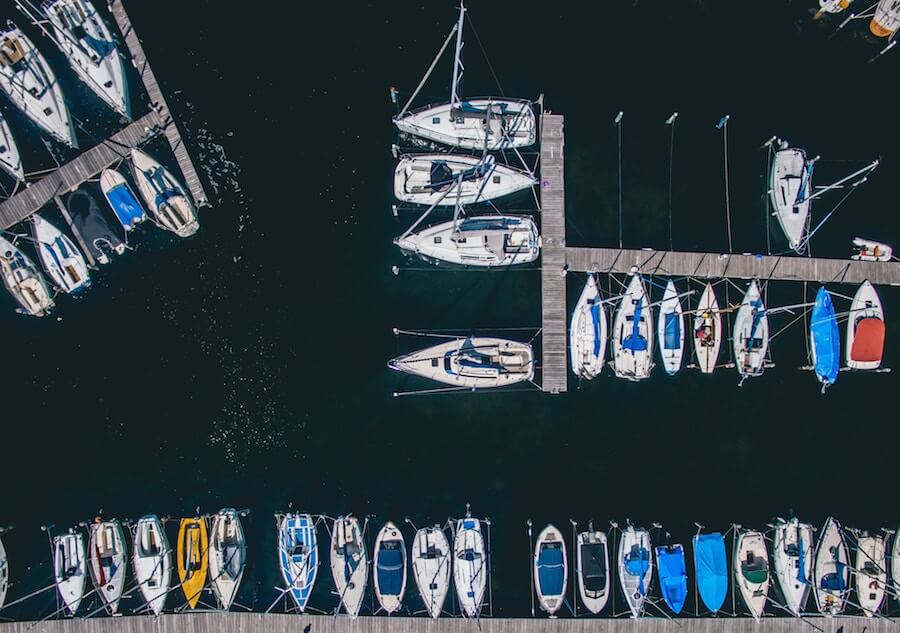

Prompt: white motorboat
xmin=411 ymin=526 xmax=451 ymax=619
xmin=0 ymin=22 xmax=76 ymax=147
xmin=40 ymin=0 xmax=130 ymax=117
xmin=0 ymin=234 xmax=53 ymax=316
xmin=330 ymin=516 xmax=367 ymax=618
xmin=533 ymin=524 xmax=566 ymax=615
xmin=453 ymin=515 xmax=486 ymax=618
xmin=693 ymin=283 xmax=722 ymax=374
xmin=130 ymin=148 xmax=199 ymax=238
xmin=132 ymin=514 xmax=172 ymax=616
xmin=618 ymin=525 xmax=652 ymax=618
xmin=846 ymin=280 xmax=884 ymax=370
xmin=389 ymin=336 xmax=534 ymax=389
xmin=373 ymin=521 xmax=406 ymax=615
xmin=733 ymin=280 xmax=768 ymax=383
xmin=576 ymin=530 xmax=609 ymax=614
xmin=611 ymin=273 xmax=654 ymax=381
xmin=87 ymin=519 xmax=127 ymax=614
xmin=29 ymin=214 xmax=90 ymax=294
xmin=852 ymin=237 xmax=892 ymax=261
xmin=570 ymin=273 xmax=606 ymax=379
xmin=100 ymin=168 xmax=146 ymax=231
xmin=393 ymin=154 xmax=535 ymax=206
xmin=769 ymin=140 xmax=812 ymax=252
xmin=734 ymin=530 xmax=769 ymax=621
xmin=855 ymin=533 xmax=886 ymax=617
xmin=772 ymin=518 xmax=814 ymax=617
xmin=0 ymin=112 xmax=22 ymax=181
xmin=395 ymin=214 xmax=539 ymax=267
xmin=813 ymin=517 xmax=849 ymax=616
xmin=657 ymin=279 xmax=684 ymax=375
xmin=53 ymin=529 xmax=87 ymax=616
xmin=209 ymin=508 xmax=246 ymax=610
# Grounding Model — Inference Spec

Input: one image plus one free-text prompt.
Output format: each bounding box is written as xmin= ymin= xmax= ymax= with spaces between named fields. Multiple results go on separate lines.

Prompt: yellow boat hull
xmin=177 ymin=518 xmax=208 ymax=608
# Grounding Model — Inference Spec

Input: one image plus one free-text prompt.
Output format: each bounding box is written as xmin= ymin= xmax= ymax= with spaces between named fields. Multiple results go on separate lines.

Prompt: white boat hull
xmin=393 ymin=154 xmax=534 ymax=206
xmin=54 ymin=531 xmax=87 ymax=616
xmin=657 ymin=280 xmax=684 ymax=375
xmin=734 ymin=531 xmax=769 ymax=621
xmin=533 ymin=524 xmax=567 ymax=615
xmin=773 ymin=518 xmax=813 ymax=617
xmin=88 ymin=520 xmax=127 ymax=614
xmin=278 ymin=513 xmax=318 ymax=613
xmin=130 ymin=149 xmax=200 ymax=238
xmin=618 ymin=526 xmax=652 ymax=618
xmin=693 ymin=283 xmax=722 ymax=374
xmin=30 ymin=214 xmax=90 ymax=294
xmin=770 ymin=146 xmax=811 ymax=252
xmin=576 ymin=531 xmax=609 ymax=614
xmin=570 ymin=273 xmax=606 ymax=379
xmin=453 ymin=517 xmax=486 ymax=618
xmin=132 ymin=515 xmax=172 ymax=616
xmin=846 ymin=280 xmax=884 ymax=370
xmin=209 ymin=509 xmax=246 ymax=610
xmin=372 ymin=522 xmax=406 ymax=614
xmin=612 ymin=274 xmax=654 ymax=381
xmin=733 ymin=280 xmax=768 ymax=381
xmin=411 ymin=526 xmax=450 ymax=619
xmin=813 ymin=517 xmax=849 ymax=615
xmin=394 ymin=99 xmax=536 ymax=151
xmin=330 ymin=516 xmax=367 ymax=618
xmin=855 ymin=535 xmax=886 ymax=617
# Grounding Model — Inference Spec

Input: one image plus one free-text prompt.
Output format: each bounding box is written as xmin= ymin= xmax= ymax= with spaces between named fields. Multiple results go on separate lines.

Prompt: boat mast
xmin=795 ymin=160 xmax=880 ymax=207
xmin=449 ymin=2 xmax=466 ymax=108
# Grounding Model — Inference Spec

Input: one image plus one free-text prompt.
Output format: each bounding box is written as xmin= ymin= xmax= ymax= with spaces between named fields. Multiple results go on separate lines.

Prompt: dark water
xmin=1 ymin=0 xmax=899 ymax=619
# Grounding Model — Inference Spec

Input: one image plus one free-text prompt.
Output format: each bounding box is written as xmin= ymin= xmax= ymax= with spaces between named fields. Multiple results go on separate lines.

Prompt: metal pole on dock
xmin=717 ymin=115 xmax=733 ymax=253
xmin=527 ymin=519 xmax=535 ymax=617
xmin=666 ymin=112 xmax=678 ymax=252
xmin=615 ymin=112 xmax=623 ymax=249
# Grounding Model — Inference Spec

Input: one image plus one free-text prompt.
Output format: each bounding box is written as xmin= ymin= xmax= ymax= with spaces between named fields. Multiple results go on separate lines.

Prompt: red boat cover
xmin=851 ymin=318 xmax=885 ymax=362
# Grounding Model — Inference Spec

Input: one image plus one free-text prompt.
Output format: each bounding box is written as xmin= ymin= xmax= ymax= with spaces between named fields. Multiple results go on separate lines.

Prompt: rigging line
xmin=397 ymin=23 xmax=459 ymax=117
xmin=465 ymin=12 xmax=504 ymax=98
xmin=797 ymin=180 xmax=865 ymax=253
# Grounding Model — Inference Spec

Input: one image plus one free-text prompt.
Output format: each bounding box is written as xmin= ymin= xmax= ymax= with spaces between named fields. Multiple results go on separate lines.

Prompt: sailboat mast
xmin=797 ymin=160 xmax=880 ymax=206
xmin=449 ymin=2 xmax=466 ymax=107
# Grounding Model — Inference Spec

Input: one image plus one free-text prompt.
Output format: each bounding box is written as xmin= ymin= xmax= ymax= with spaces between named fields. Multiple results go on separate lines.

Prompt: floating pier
xmin=0 ymin=612 xmax=893 ymax=633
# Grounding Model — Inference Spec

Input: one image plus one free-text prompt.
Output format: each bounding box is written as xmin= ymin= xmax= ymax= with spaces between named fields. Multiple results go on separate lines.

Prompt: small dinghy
xmin=373 ymin=522 xmax=406 ymax=614
xmin=570 ymin=273 xmax=607 ymax=380
xmin=0 ymin=532 xmax=8 ymax=609
xmin=612 ymin=273 xmax=654 ymax=381
xmin=0 ymin=22 xmax=76 ymax=147
xmin=846 ymin=280 xmax=885 ymax=370
xmin=855 ymin=533 xmax=886 ymax=617
xmin=395 ymin=214 xmax=539 ymax=267
xmin=277 ymin=513 xmax=318 ymax=613
xmin=130 ymin=149 xmax=199 ymax=238
xmin=177 ymin=516 xmax=208 ymax=609
xmin=53 ymin=529 xmax=87 ymax=616
xmin=132 ymin=514 xmax=172 ymax=616
xmin=810 ymin=287 xmax=839 ymax=391
xmin=0 ymin=234 xmax=53 ymax=316
xmin=576 ymin=529 xmax=609 ymax=614
xmin=87 ymin=518 xmax=127 ymax=614
xmin=209 ymin=508 xmax=246 ymax=610
xmin=693 ymin=532 xmax=728 ymax=614
xmin=330 ymin=516 xmax=367 ymax=618
xmin=411 ymin=526 xmax=451 ymax=619
xmin=100 ymin=168 xmax=146 ymax=232
xmin=41 ymin=0 xmax=130 ymax=118
xmin=852 ymin=237 xmax=892 ymax=261
xmin=693 ymin=283 xmax=722 ymax=374
xmin=813 ymin=517 xmax=849 ymax=615
xmin=734 ymin=530 xmax=769 ymax=621
xmin=618 ymin=525 xmax=652 ymax=618
xmin=769 ymin=140 xmax=813 ymax=252
xmin=393 ymin=154 xmax=535 ymax=206
xmin=453 ymin=515 xmax=486 ymax=618
xmin=67 ymin=189 xmax=125 ymax=265
xmin=533 ymin=524 xmax=566 ymax=616
xmin=0 ymin=113 xmax=22 ymax=181
xmin=773 ymin=517 xmax=814 ymax=616
xmin=657 ymin=280 xmax=684 ymax=375
xmin=733 ymin=280 xmax=768 ymax=383
xmin=389 ymin=337 xmax=534 ymax=389
xmin=655 ymin=544 xmax=687 ymax=615
xmin=30 ymin=214 xmax=89 ymax=294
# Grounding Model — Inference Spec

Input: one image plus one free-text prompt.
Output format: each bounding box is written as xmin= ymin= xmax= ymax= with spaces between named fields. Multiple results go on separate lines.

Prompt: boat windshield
xmin=581 ymin=543 xmax=607 ymax=592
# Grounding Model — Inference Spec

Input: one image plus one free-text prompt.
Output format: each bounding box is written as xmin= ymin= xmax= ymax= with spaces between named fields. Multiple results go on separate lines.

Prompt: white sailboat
xmin=533 ymin=524 xmax=566 ymax=615
xmin=569 ymin=273 xmax=606 ymax=380
xmin=734 ymin=530 xmax=769 ymax=621
xmin=618 ymin=525 xmax=652 ymax=618
xmin=0 ymin=112 xmax=22 ymax=181
xmin=30 ymin=214 xmax=89 ymax=294
xmin=576 ymin=530 xmax=609 ymax=615
xmin=772 ymin=518 xmax=814 ymax=617
xmin=769 ymin=140 xmax=813 ymax=252
xmin=733 ymin=280 xmax=768 ymax=383
xmin=0 ymin=22 xmax=76 ymax=147
xmin=693 ymin=283 xmax=722 ymax=374
xmin=389 ymin=336 xmax=534 ymax=389
xmin=208 ymin=508 xmax=246 ymax=610
xmin=373 ymin=522 xmax=407 ymax=615
xmin=453 ymin=515 xmax=486 ymax=618
xmin=813 ymin=517 xmax=849 ymax=616
xmin=53 ymin=529 xmax=87 ymax=616
xmin=87 ymin=519 xmax=127 ymax=614
xmin=393 ymin=154 xmax=535 ymax=206
xmin=611 ymin=273 xmax=653 ymax=381
xmin=0 ymin=234 xmax=53 ymax=316
xmin=32 ymin=0 xmax=130 ymax=118
xmin=411 ymin=526 xmax=451 ymax=619
xmin=330 ymin=516 xmax=367 ymax=618
xmin=846 ymin=280 xmax=885 ymax=370
xmin=130 ymin=148 xmax=200 ymax=238
xmin=657 ymin=280 xmax=684 ymax=375
xmin=132 ymin=514 xmax=172 ymax=616
xmin=854 ymin=533 xmax=886 ymax=617
xmin=393 ymin=3 xmax=535 ymax=151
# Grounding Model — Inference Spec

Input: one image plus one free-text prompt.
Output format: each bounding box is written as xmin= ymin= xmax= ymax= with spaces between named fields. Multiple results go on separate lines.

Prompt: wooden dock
xmin=0 ymin=111 xmax=163 ymax=229
xmin=109 ymin=0 xmax=209 ymax=208
xmin=539 ymin=114 xmax=568 ymax=394
xmin=0 ymin=612 xmax=891 ymax=633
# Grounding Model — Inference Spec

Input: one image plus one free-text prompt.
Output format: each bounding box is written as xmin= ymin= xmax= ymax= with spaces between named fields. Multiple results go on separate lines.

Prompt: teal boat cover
xmin=694 ymin=533 xmax=727 ymax=613
xmin=811 ymin=287 xmax=839 ymax=386
xmin=656 ymin=545 xmax=687 ymax=614
xmin=537 ymin=542 xmax=565 ymax=596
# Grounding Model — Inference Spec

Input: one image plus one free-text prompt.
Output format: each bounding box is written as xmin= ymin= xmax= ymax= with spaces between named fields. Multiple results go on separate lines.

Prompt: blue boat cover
xmin=656 ymin=545 xmax=687 ymax=614
xmin=105 ymin=183 xmax=146 ymax=230
xmin=796 ymin=535 xmax=808 ymax=584
xmin=797 ymin=161 xmax=814 ymax=203
xmin=376 ymin=541 xmax=404 ymax=596
xmin=623 ymin=299 xmax=648 ymax=352
xmin=279 ymin=515 xmax=317 ymax=609
xmin=590 ymin=302 xmax=602 ymax=357
xmin=537 ymin=543 xmax=565 ymax=596
xmin=664 ymin=312 xmax=681 ymax=350
xmin=624 ymin=544 xmax=650 ymax=596
xmin=811 ymin=287 xmax=840 ymax=386
xmin=693 ymin=534 xmax=728 ymax=613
